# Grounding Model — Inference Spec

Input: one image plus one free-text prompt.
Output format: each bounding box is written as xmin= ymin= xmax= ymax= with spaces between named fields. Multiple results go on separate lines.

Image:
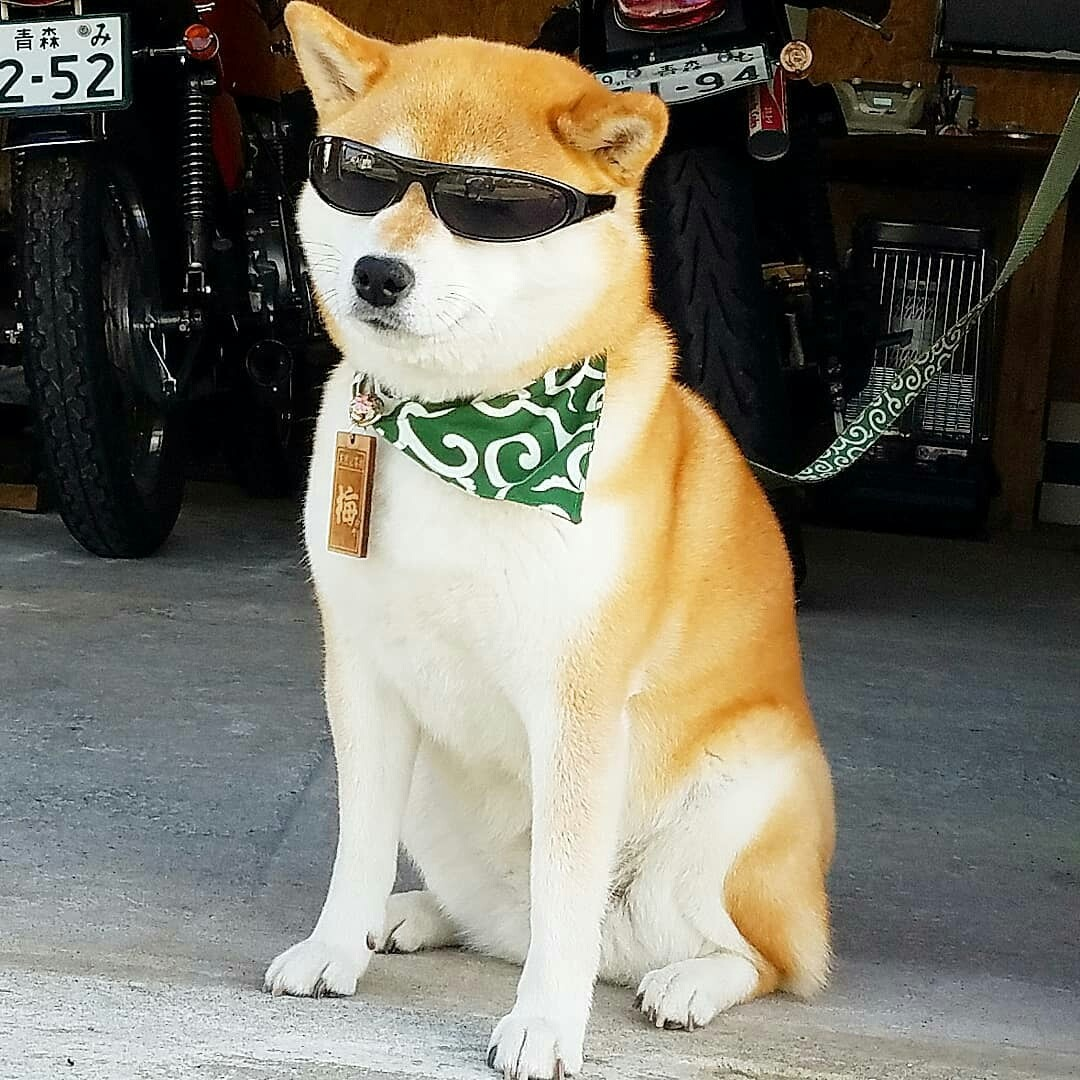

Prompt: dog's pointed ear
xmin=285 ymin=1 xmax=389 ymax=117
xmin=556 ymin=88 xmax=668 ymax=185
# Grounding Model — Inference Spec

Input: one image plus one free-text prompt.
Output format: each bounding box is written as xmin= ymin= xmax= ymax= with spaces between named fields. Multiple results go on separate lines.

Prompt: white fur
xmin=265 ymin=172 xmax=795 ymax=1078
xmin=636 ymin=955 xmax=759 ymax=1030
xmin=374 ymin=890 xmax=457 ymax=953
xmin=296 ymin=136 xmax=626 ymax=404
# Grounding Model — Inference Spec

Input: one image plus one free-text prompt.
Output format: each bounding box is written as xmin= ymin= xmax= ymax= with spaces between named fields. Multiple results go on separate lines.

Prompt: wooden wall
xmin=294 ymin=2 xmax=1080 ymax=135
xmin=809 ymin=0 xmax=1080 ymax=409
xmin=1050 ymin=204 xmax=1080 ymax=403
xmin=275 ymin=0 xmax=555 ymax=91
xmin=303 ymin=0 xmax=552 ymax=44
xmin=808 ymin=0 xmax=1080 ymax=135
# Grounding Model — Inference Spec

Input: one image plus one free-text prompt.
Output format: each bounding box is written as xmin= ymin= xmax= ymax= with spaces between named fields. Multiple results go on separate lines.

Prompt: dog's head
xmin=286 ymin=1 xmax=667 ymax=400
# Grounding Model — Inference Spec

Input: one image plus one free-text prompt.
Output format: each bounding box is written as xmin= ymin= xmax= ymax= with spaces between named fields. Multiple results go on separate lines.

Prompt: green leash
xmin=752 ymin=90 xmax=1080 ymax=489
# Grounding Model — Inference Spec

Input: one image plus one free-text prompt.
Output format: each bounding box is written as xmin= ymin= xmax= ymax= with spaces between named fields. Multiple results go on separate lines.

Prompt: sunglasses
xmin=308 ymin=136 xmax=617 ymax=243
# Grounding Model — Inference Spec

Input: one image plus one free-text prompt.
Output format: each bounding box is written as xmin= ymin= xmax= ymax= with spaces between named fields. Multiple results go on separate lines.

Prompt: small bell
xmin=349 ymin=375 xmax=384 ymax=427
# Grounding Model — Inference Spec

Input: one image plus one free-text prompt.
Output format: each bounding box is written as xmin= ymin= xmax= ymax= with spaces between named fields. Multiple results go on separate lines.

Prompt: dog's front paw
xmin=486 ymin=1012 xmax=584 ymax=1079
xmin=264 ymin=936 xmax=369 ymax=998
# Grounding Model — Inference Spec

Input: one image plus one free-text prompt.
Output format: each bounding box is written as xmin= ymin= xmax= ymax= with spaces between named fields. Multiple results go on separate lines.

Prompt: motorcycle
xmin=1 ymin=0 xmax=318 ymax=557
xmin=535 ymin=0 xmax=893 ymax=585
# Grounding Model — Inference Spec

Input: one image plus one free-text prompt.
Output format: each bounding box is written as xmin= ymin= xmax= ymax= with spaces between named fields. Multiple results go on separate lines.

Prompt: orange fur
xmin=283 ymin=0 xmax=836 ymax=1032
xmin=564 ymin=371 xmax=834 ymax=1003
xmin=726 ymin=766 xmax=836 ymax=996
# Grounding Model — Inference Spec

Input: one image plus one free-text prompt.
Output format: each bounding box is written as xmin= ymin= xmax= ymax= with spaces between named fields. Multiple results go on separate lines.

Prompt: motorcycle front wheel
xmin=16 ymin=150 xmax=184 ymax=558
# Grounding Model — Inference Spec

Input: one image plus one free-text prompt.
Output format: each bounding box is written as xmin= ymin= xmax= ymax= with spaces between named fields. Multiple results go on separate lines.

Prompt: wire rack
xmin=846 ymin=223 xmax=996 ymax=450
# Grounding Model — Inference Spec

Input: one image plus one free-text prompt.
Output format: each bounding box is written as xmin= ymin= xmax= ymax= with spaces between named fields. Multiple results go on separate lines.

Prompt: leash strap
xmin=752 ymin=90 xmax=1080 ymax=488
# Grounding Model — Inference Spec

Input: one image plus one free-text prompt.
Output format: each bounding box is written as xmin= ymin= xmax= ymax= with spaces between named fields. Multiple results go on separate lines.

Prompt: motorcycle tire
xmin=16 ymin=150 xmax=184 ymax=558
xmin=642 ymin=143 xmax=807 ymax=589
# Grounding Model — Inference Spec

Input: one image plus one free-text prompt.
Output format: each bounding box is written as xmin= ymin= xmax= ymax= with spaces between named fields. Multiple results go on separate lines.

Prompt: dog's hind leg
xmin=636 ymin=952 xmax=777 ymax=1029
xmin=632 ymin=792 xmax=832 ymax=1031
xmin=602 ymin=859 xmax=779 ymax=1028
xmin=400 ymin=741 xmax=534 ymax=964
xmin=602 ymin=747 xmax=833 ymax=1029
xmin=722 ymin=762 xmax=833 ymax=1002
xmin=372 ymin=890 xmax=459 ymax=954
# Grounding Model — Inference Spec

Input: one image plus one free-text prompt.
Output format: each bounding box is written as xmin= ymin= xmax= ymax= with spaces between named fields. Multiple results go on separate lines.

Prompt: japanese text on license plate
xmin=595 ymin=45 xmax=769 ymax=104
xmin=0 ymin=15 xmax=128 ymax=115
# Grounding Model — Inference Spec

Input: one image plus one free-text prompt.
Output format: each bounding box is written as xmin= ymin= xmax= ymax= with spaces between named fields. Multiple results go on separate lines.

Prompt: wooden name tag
xmin=328 ymin=431 xmax=376 ymax=558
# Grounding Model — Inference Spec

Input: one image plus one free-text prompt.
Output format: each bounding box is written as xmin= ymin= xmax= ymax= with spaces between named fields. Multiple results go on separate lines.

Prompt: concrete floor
xmin=1 ymin=486 xmax=1078 ymax=1079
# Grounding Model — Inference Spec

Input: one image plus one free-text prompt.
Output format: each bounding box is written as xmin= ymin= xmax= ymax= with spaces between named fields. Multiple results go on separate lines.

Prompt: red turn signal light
xmin=184 ymin=23 xmax=220 ymax=61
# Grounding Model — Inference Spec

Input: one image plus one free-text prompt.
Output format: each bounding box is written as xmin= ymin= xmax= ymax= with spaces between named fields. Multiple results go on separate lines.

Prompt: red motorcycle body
xmin=202 ymin=0 xmax=281 ymax=193
xmin=204 ymin=0 xmax=279 ymax=101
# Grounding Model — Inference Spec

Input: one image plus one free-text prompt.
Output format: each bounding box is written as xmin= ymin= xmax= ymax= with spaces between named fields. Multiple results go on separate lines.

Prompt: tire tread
xmin=17 ymin=151 xmax=182 ymax=558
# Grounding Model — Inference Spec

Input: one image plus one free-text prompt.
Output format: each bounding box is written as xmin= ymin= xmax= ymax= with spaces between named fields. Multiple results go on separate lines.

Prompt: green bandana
xmin=354 ymin=357 xmax=606 ymax=524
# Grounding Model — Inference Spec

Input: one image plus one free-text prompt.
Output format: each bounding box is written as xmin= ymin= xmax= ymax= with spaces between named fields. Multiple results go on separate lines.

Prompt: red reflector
xmin=184 ymin=23 xmax=220 ymax=61
xmin=614 ymin=0 xmax=726 ymax=32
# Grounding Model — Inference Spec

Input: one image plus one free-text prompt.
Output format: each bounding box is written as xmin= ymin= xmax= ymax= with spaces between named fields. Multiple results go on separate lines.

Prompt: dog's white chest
xmin=305 ymin=365 xmax=623 ymax=772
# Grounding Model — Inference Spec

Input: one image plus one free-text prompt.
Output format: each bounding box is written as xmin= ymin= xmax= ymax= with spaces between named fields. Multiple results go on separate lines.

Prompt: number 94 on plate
xmin=594 ymin=45 xmax=768 ymax=104
xmin=0 ymin=14 xmax=129 ymax=116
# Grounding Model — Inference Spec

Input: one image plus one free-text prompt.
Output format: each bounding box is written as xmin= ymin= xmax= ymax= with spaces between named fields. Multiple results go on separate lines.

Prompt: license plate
xmin=0 ymin=14 xmax=129 ymax=116
xmin=594 ymin=45 xmax=769 ymax=104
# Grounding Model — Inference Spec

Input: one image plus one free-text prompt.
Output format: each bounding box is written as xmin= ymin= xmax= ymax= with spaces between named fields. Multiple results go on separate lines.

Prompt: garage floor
xmin=1 ymin=486 xmax=1078 ymax=1079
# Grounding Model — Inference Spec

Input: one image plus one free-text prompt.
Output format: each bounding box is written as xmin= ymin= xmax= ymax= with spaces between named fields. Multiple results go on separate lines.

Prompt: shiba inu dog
xmin=265 ymin=4 xmax=835 ymax=1077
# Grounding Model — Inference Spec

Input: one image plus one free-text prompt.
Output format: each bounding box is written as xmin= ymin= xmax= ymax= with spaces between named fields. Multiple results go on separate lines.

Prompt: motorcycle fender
xmin=212 ymin=93 xmax=244 ymax=194
xmin=3 ymin=114 xmax=98 ymax=153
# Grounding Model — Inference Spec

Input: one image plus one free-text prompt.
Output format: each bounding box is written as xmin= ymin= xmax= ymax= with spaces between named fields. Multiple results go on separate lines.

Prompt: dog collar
xmin=347 ymin=356 xmax=606 ymax=523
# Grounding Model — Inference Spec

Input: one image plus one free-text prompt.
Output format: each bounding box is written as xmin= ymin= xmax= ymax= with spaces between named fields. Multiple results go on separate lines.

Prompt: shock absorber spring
xmin=181 ymin=70 xmax=214 ymax=288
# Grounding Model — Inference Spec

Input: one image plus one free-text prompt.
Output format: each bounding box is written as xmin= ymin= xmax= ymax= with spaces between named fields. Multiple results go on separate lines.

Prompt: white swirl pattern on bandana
xmin=364 ymin=357 xmax=607 ymax=523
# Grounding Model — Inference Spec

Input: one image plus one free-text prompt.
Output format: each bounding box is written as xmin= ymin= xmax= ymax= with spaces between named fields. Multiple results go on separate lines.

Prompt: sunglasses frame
xmin=308 ymin=136 xmax=617 ymax=243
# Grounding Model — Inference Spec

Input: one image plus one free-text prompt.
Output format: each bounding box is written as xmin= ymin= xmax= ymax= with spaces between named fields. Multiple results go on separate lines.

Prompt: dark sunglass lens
xmin=310 ymin=140 xmax=400 ymax=215
xmin=434 ymin=173 xmax=570 ymax=240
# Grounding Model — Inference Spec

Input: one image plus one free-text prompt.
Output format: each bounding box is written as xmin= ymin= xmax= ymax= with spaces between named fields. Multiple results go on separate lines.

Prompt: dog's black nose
xmin=353 ymin=256 xmax=415 ymax=308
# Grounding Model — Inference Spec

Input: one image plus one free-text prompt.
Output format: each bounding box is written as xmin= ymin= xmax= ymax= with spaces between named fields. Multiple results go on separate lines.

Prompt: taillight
xmin=183 ymin=23 xmax=220 ymax=61
xmin=613 ymin=0 xmax=726 ymax=32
